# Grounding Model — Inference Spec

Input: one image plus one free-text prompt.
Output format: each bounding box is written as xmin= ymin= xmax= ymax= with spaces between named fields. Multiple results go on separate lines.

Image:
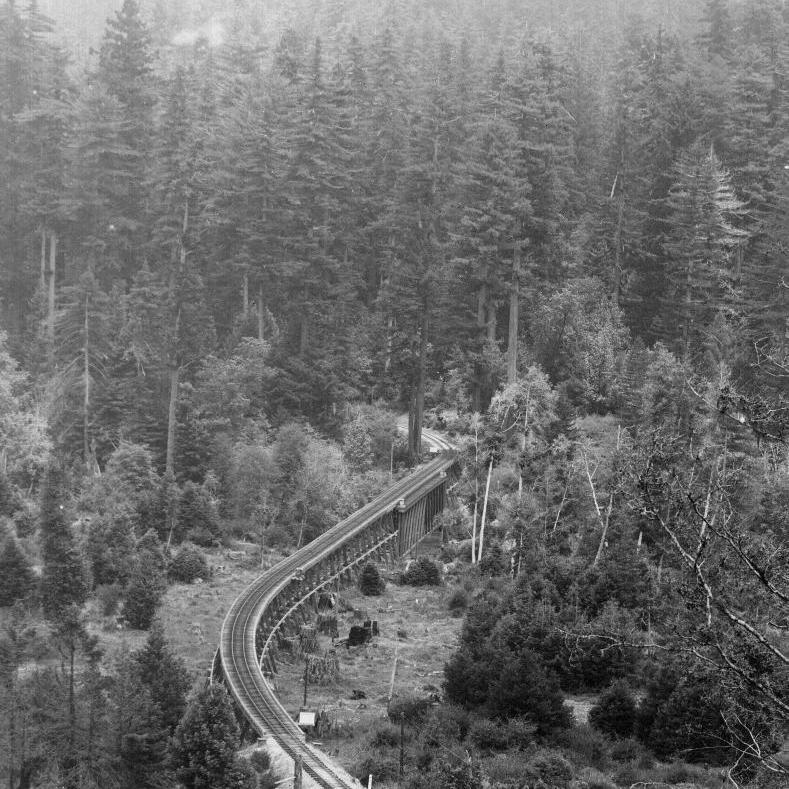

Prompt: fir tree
xmin=122 ymin=555 xmax=165 ymax=630
xmin=131 ymin=623 xmax=190 ymax=733
xmin=94 ymin=0 xmax=156 ymax=281
xmin=39 ymin=465 xmax=88 ymax=621
xmin=589 ymin=680 xmax=637 ymax=738
xmin=107 ymin=655 xmax=169 ymax=789
xmin=0 ymin=538 xmax=34 ymax=606
xmin=169 ymin=684 xmax=254 ymax=789
xmin=359 ymin=562 xmax=385 ymax=596
xmin=662 ymin=142 xmax=746 ymax=361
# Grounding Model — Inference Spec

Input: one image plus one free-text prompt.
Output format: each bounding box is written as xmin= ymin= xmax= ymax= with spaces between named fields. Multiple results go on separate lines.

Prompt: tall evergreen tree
xmin=0 ymin=538 xmax=34 ymax=606
xmin=93 ymin=0 xmax=156 ymax=282
xmin=39 ymin=465 xmax=88 ymax=621
xmin=131 ymin=623 xmax=190 ymax=733
xmin=453 ymin=52 xmax=531 ymax=406
xmin=662 ymin=142 xmax=746 ymax=361
xmin=169 ymin=684 xmax=254 ymax=789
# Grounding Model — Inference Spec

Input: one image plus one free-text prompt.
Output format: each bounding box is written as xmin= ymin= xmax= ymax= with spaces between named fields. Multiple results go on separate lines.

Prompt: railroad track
xmin=217 ymin=427 xmax=457 ymax=787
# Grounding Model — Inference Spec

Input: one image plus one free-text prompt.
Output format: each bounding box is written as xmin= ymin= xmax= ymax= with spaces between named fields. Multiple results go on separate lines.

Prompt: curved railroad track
xmin=217 ymin=426 xmax=457 ymax=787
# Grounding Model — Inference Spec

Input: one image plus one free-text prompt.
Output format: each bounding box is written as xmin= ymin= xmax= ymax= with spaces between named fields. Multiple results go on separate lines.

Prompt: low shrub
xmin=246 ymin=749 xmax=277 ymax=789
xmin=359 ymin=562 xmax=385 ymax=596
xmin=168 ymin=544 xmax=209 ymax=583
xmin=590 ymin=681 xmax=637 ymax=739
xmin=447 ymin=587 xmax=468 ymax=616
xmin=479 ymin=543 xmax=507 ymax=576
xmin=402 ymin=557 xmax=441 ymax=586
xmin=11 ymin=503 xmax=37 ymax=538
xmin=387 ymin=695 xmax=432 ymax=726
xmin=248 ymin=749 xmax=271 ymax=773
xmin=96 ymin=583 xmax=123 ymax=616
xmin=188 ymin=524 xmax=220 ymax=547
xmin=505 ymin=716 xmax=537 ymax=750
xmin=352 ymin=755 xmax=399 ymax=783
xmin=575 ymin=766 xmax=618 ymax=789
xmin=482 ymin=753 xmax=534 ymax=786
xmin=609 ymin=737 xmax=648 ymax=764
xmin=612 ymin=761 xmax=701 ymax=787
xmin=469 ymin=718 xmax=510 ymax=752
xmin=558 ymin=724 xmax=611 ymax=770
xmin=421 ymin=704 xmax=469 ymax=747
xmin=521 ymin=749 xmax=575 ymax=789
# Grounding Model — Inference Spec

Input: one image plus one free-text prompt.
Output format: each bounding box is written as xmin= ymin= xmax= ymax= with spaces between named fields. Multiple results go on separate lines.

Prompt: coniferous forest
xmin=1 ymin=1 xmax=788 ymax=787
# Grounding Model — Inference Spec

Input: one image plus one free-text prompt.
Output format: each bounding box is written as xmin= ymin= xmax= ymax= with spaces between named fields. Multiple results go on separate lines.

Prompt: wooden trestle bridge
xmin=212 ymin=428 xmax=458 ymax=787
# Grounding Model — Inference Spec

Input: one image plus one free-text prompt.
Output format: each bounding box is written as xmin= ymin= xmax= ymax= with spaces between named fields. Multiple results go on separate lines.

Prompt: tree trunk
xmin=300 ymin=308 xmax=309 ymax=356
xmin=683 ymin=255 xmax=693 ymax=362
xmin=47 ymin=230 xmax=57 ymax=349
xmin=593 ymin=491 xmax=614 ymax=566
xmin=471 ymin=496 xmax=478 ymax=564
xmin=242 ymin=272 xmax=249 ymax=314
xmin=478 ymin=457 xmax=494 ymax=561
xmin=8 ymin=681 xmax=16 ymax=789
xmin=257 ymin=283 xmax=265 ymax=340
xmin=473 ymin=282 xmax=487 ymax=411
xmin=165 ymin=200 xmax=189 ymax=478
xmin=165 ymin=360 xmax=179 ymax=478
xmin=611 ymin=170 xmax=624 ymax=306
xmin=408 ymin=303 xmax=429 ymax=465
xmin=68 ymin=643 xmax=76 ymax=754
xmin=507 ymin=243 xmax=520 ymax=384
xmin=83 ymin=291 xmax=90 ymax=467
xmin=486 ymin=301 xmax=497 ymax=342
xmin=40 ymin=228 xmax=46 ymax=292
xmin=384 ymin=314 xmax=394 ymax=373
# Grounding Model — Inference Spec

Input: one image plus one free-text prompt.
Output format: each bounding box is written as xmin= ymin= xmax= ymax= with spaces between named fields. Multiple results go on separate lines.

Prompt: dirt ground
xmin=271 ymin=536 xmax=464 ymax=777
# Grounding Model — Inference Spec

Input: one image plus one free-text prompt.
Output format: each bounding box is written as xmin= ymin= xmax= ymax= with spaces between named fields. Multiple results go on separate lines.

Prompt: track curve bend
xmin=217 ymin=428 xmax=457 ymax=787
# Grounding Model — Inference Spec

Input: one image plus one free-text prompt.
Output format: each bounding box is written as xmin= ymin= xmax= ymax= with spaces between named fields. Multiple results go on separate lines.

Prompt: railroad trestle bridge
xmin=213 ymin=429 xmax=458 ymax=788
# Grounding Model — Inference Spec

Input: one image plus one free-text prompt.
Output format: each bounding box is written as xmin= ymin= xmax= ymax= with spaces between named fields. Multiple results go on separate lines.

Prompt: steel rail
xmin=218 ymin=436 xmax=457 ymax=788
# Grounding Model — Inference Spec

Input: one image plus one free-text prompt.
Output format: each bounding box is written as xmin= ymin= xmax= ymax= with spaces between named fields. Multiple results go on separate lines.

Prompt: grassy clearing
xmin=85 ymin=542 xmax=278 ymax=677
xmin=272 ymin=542 xmax=463 ymax=774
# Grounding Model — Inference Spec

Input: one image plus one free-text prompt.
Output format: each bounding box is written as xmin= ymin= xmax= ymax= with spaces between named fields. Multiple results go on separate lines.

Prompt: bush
xmin=0 ymin=537 xmax=34 ymax=606
xmin=469 ymin=718 xmax=509 ymax=752
xmin=247 ymin=749 xmax=271 ymax=773
xmin=387 ymin=695 xmax=432 ymax=726
xmin=352 ymin=755 xmax=399 ymax=784
xmin=558 ymin=724 xmax=611 ymax=770
xmin=522 ymin=750 xmax=575 ymax=789
xmin=123 ymin=563 xmax=165 ymax=629
xmin=96 ymin=583 xmax=123 ymax=616
xmin=177 ymin=481 xmax=220 ymax=546
xmin=590 ymin=681 xmax=637 ymax=739
xmin=11 ymin=502 xmax=37 ymax=537
xmin=575 ymin=766 xmax=618 ymax=789
xmin=609 ymin=737 xmax=648 ymax=764
xmin=504 ymin=716 xmax=537 ymax=750
xmin=368 ymin=722 xmax=404 ymax=748
xmin=402 ymin=557 xmax=441 ymax=586
xmin=86 ymin=513 xmax=136 ymax=587
xmin=479 ymin=544 xmax=507 ymax=576
xmin=359 ymin=562 xmax=385 ymax=596
xmin=168 ymin=544 xmax=209 ymax=583
xmin=246 ymin=748 xmax=277 ymax=789
xmin=482 ymin=753 xmax=534 ymax=787
xmin=447 ymin=587 xmax=468 ymax=616
xmin=421 ymin=704 xmax=469 ymax=748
